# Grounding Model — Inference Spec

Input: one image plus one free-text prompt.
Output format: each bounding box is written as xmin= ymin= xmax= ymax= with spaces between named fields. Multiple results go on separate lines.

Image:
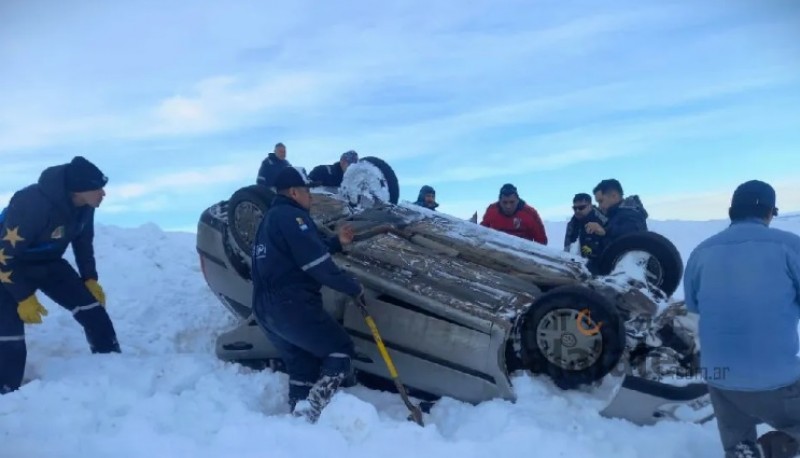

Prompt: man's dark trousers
xmin=0 ymin=259 xmax=120 ymax=393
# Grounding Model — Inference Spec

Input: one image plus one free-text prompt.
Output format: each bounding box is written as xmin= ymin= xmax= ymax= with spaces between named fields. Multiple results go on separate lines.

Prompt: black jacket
xmin=308 ymin=162 xmax=345 ymax=187
xmin=564 ymin=206 xmax=607 ymax=258
xmin=0 ymin=164 xmax=97 ymax=302
xmin=599 ymin=195 xmax=649 ymax=251
xmin=257 ymin=153 xmax=291 ymax=188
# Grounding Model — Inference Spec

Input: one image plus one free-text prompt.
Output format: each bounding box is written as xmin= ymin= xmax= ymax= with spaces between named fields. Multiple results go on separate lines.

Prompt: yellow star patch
xmin=2 ymin=227 xmax=24 ymax=248
xmin=0 ymin=269 xmax=12 ymax=284
xmin=0 ymin=248 xmax=11 ymax=266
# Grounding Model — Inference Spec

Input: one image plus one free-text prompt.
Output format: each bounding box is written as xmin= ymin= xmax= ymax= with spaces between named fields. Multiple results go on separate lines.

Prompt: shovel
xmin=353 ymin=294 xmax=425 ymax=426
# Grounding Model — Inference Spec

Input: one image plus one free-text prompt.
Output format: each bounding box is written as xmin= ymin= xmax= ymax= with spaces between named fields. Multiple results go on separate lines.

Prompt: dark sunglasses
xmin=572 ymin=204 xmax=589 ymax=211
xmin=773 ymin=207 xmax=779 ymax=217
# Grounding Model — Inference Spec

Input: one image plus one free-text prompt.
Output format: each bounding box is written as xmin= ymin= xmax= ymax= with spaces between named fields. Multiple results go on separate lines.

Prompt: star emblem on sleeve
xmin=0 ymin=248 xmax=11 ymax=266
xmin=2 ymin=227 xmax=24 ymax=248
xmin=0 ymin=269 xmax=12 ymax=284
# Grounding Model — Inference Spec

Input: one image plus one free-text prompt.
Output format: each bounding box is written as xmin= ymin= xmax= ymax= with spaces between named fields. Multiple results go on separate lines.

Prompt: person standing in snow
xmin=308 ymin=150 xmax=359 ymax=187
xmin=0 ymin=156 xmax=121 ymax=394
xmin=684 ymin=180 xmax=800 ymax=458
xmin=480 ymin=183 xmax=548 ymax=245
xmin=584 ymin=179 xmax=648 ymax=271
xmin=251 ymin=166 xmax=363 ymax=423
xmin=257 ymin=142 xmax=291 ymax=189
xmin=413 ymin=185 xmax=439 ymax=211
xmin=563 ymin=192 xmax=607 ymax=259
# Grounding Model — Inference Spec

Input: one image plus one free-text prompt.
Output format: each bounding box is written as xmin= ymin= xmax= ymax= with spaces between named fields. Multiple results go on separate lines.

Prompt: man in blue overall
xmin=0 ymin=156 xmax=120 ymax=394
xmin=251 ymin=166 xmax=363 ymax=423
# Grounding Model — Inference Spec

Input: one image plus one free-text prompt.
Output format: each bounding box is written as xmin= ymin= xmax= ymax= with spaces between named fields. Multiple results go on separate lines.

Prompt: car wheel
xmin=227 ymin=184 xmax=276 ymax=257
xmin=596 ymin=231 xmax=683 ymax=297
xmin=340 ymin=156 xmax=400 ymax=205
xmin=519 ymin=285 xmax=626 ymax=390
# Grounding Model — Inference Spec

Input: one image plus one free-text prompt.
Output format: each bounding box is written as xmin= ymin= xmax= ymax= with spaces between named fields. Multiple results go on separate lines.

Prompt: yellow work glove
xmin=17 ymin=295 xmax=48 ymax=324
xmin=581 ymin=245 xmax=593 ymax=256
xmin=85 ymin=279 xmax=106 ymax=306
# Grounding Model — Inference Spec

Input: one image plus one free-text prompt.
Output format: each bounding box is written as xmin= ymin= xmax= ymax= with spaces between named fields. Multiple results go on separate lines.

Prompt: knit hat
xmin=65 ymin=156 xmax=108 ymax=192
xmin=341 ymin=150 xmax=359 ymax=164
xmin=274 ymin=166 xmax=313 ymax=190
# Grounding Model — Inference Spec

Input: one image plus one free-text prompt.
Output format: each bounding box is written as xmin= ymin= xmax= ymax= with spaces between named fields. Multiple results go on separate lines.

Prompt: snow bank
xmin=2 ymin=217 xmax=799 ymax=457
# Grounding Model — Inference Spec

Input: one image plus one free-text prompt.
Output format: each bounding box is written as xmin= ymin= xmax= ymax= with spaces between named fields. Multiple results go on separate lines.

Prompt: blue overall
xmin=0 ymin=164 xmax=120 ymax=394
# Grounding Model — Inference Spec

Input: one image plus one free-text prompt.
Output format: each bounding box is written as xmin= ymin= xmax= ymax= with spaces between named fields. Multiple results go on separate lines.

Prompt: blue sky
xmin=2 ymin=0 xmax=799 ymax=231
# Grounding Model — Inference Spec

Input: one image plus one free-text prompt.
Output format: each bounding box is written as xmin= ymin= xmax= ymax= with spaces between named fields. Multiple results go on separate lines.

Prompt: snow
xmin=2 ymin=217 xmax=800 ymax=457
xmin=340 ymin=161 xmax=392 ymax=207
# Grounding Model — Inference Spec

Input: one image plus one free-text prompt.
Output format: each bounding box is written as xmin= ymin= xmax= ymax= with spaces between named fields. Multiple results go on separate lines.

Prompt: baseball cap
xmin=274 ymin=166 xmax=312 ymax=190
xmin=341 ymin=150 xmax=358 ymax=164
xmin=730 ymin=180 xmax=778 ymax=216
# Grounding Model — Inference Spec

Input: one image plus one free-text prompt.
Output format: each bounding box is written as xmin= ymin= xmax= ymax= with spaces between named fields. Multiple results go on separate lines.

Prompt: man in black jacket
xmin=257 ymin=142 xmax=291 ymax=189
xmin=308 ymin=150 xmax=359 ymax=187
xmin=585 ymin=179 xmax=649 ymax=272
xmin=563 ymin=192 xmax=606 ymax=259
xmin=0 ymin=156 xmax=120 ymax=394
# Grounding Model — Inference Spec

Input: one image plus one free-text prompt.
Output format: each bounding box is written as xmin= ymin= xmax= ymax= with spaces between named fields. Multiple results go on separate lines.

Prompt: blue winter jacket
xmin=683 ymin=218 xmax=800 ymax=391
xmin=257 ymin=153 xmax=291 ymax=188
xmin=251 ymin=195 xmax=361 ymax=309
xmin=0 ymin=164 xmax=97 ymax=302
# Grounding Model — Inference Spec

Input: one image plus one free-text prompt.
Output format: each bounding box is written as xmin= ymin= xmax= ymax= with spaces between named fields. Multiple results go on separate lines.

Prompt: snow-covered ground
xmin=2 ymin=215 xmax=799 ymax=458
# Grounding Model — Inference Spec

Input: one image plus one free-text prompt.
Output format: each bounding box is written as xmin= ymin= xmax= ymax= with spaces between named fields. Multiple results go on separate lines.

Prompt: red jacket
xmin=480 ymin=201 xmax=548 ymax=245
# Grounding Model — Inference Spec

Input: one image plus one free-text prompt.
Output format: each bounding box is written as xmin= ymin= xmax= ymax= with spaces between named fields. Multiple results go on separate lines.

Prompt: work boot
xmin=758 ymin=431 xmax=800 ymax=458
xmin=292 ymin=373 xmax=346 ymax=424
xmin=730 ymin=440 xmax=764 ymax=458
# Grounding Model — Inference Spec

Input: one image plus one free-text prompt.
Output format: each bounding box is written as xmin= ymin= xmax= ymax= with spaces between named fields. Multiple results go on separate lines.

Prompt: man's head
xmin=275 ymin=166 xmax=313 ymax=210
xmin=572 ymin=192 xmax=593 ymax=219
xmin=339 ymin=150 xmax=358 ymax=172
xmin=419 ymin=185 xmax=437 ymax=208
xmin=729 ymin=180 xmax=778 ymax=223
xmin=274 ymin=142 xmax=287 ymax=160
xmin=65 ymin=156 xmax=107 ymax=208
xmin=593 ymin=179 xmax=624 ymax=212
xmin=498 ymin=183 xmax=520 ymax=216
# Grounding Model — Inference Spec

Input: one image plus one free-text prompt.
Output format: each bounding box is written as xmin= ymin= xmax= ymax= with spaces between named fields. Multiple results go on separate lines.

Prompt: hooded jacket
xmin=413 ymin=185 xmax=439 ymax=210
xmin=0 ymin=165 xmax=97 ymax=303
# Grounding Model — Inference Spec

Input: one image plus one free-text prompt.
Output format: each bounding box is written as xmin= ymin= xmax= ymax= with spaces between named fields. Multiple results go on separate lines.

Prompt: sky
xmin=1 ymin=0 xmax=799 ymax=232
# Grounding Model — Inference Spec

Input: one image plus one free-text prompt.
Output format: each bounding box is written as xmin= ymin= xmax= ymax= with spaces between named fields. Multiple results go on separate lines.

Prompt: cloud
xmin=642 ymin=180 xmax=800 ymax=221
xmin=104 ymin=162 xmax=256 ymax=203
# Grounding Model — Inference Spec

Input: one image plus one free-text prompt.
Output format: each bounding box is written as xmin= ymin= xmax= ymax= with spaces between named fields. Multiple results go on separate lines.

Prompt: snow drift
xmin=1 ymin=216 xmax=799 ymax=458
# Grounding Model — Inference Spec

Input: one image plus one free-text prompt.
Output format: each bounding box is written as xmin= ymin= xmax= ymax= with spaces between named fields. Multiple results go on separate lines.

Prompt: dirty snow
xmin=1 ymin=217 xmax=800 ymax=457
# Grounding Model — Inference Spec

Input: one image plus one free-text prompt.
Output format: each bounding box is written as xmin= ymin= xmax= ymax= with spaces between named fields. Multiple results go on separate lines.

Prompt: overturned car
xmin=196 ymin=157 xmax=713 ymax=426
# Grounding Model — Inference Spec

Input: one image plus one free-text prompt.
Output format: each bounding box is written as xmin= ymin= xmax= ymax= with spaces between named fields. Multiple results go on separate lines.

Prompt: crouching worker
xmin=251 ymin=166 xmax=363 ymax=423
xmin=0 ymin=156 xmax=121 ymax=394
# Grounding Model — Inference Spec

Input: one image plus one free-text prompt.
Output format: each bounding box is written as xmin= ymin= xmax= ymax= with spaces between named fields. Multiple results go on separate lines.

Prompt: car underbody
xmin=196 ymin=158 xmax=714 ymax=426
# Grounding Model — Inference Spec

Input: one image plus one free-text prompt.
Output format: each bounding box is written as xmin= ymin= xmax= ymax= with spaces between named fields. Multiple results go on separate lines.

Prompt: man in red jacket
xmin=480 ymin=183 xmax=548 ymax=244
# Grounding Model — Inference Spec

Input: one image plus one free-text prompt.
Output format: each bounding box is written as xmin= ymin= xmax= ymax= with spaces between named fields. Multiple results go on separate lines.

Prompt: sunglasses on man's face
xmin=572 ymin=204 xmax=588 ymax=211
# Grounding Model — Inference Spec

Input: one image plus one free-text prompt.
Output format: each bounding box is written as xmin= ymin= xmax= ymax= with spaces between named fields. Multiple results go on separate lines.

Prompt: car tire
xmin=596 ymin=231 xmax=683 ymax=297
xmin=227 ymin=184 xmax=276 ymax=257
xmin=519 ymin=285 xmax=626 ymax=390
xmin=359 ymin=156 xmax=400 ymax=204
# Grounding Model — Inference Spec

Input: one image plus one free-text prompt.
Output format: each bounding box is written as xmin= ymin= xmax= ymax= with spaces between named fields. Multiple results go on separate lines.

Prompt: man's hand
xmin=585 ymin=222 xmax=606 ymax=236
xmin=17 ymin=295 xmax=48 ymax=324
xmin=338 ymin=223 xmax=356 ymax=246
xmin=85 ymin=279 xmax=106 ymax=306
